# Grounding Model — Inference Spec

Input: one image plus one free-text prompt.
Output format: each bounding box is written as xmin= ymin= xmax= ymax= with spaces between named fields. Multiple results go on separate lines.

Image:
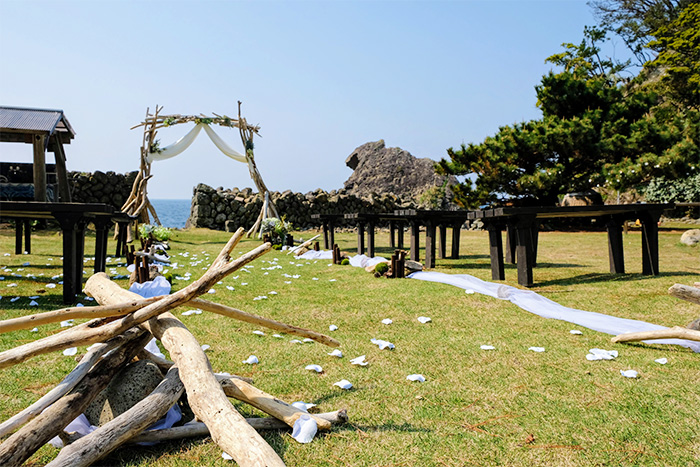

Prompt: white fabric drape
xmin=146 ymin=123 xmax=248 ymax=164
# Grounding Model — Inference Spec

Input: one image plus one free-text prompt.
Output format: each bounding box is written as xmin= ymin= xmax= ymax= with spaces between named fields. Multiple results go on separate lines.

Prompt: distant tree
xmin=437 ymin=27 xmax=699 ymax=208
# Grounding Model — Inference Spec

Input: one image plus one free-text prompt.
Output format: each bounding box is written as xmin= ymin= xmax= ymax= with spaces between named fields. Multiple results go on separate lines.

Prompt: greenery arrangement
xmin=437 ymin=1 xmax=699 ymax=208
xmin=374 ymin=262 xmax=389 ymax=275
xmin=260 ymin=217 xmax=292 ymax=246
xmin=138 ymin=224 xmax=173 ymax=243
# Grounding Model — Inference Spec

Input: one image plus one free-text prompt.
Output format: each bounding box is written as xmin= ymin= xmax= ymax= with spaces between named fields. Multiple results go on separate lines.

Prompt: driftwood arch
xmin=121 ymin=103 xmax=278 ymax=238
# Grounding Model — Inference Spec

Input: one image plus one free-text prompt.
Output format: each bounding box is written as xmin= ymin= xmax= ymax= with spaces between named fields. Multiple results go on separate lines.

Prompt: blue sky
xmin=0 ymin=0 xmax=632 ymax=199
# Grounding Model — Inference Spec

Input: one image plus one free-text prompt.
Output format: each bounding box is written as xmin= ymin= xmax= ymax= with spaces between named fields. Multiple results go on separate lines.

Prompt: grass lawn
xmin=0 ymin=223 xmax=698 ymax=466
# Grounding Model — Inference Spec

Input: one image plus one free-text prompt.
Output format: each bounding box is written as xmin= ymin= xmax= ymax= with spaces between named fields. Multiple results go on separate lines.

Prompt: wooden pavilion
xmin=0 ymin=106 xmax=75 ymax=202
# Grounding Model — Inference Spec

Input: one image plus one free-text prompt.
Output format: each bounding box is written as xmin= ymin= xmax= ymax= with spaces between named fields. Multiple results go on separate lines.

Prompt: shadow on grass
xmin=533 ymin=271 xmax=690 ymax=287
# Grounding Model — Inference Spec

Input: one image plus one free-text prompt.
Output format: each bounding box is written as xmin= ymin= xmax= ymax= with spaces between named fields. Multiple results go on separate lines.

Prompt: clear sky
xmin=0 ymin=0 xmax=631 ymax=200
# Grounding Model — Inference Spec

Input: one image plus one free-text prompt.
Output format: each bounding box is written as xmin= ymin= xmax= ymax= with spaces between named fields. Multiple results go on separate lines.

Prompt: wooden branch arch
xmin=119 ymin=103 xmax=278 ymax=241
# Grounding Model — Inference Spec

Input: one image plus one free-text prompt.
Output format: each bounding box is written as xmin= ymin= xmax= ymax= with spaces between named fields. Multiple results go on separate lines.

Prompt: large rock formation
xmin=343 ymin=140 xmax=457 ymax=208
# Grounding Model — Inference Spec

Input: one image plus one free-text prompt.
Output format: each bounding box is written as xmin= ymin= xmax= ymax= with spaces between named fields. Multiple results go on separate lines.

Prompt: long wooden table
xmin=0 ymin=201 xmax=134 ymax=303
xmin=470 ymin=204 xmax=673 ymax=287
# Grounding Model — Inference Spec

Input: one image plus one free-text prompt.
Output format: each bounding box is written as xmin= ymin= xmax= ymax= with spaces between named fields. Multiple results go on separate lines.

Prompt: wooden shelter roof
xmin=0 ymin=106 xmax=75 ymax=145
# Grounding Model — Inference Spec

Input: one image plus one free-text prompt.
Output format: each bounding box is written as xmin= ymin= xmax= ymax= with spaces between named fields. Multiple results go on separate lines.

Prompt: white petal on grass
xmin=464 ymin=289 xmax=475 ymax=294
xmin=253 ymin=296 xmax=268 ymax=301
xmin=620 ymin=369 xmax=638 ymax=378
xmin=328 ymin=349 xmax=343 ymax=358
xmin=480 ymin=345 xmax=496 ymax=350
xmin=569 ymin=330 xmax=583 ymax=335
xmin=76 ymin=303 xmax=84 ymax=307
xmin=30 ymin=327 xmax=38 ymax=332
xmin=272 ymin=334 xmax=284 ymax=338
xmin=269 ymin=291 xmax=278 ymax=295
xmin=201 ymin=345 xmax=210 ymax=351
xmin=63 ymin=347 xmax=78 ymax=356
xmin=291 ymin=414 xmax=318 ymax=443
xmin=334 ymin=379 xmax=353 ymax=389
xmin=305 ymin=364 xmax=323 ymax=373
xmin=290 ymin=339 xmax=302 ymax=344
xmin=10 ymin=297 xmax=20 ymax=302
xmin=350 ymin=355 xmax=368 ymax=366
xmin=655 ymin=358 xmax=668 ymax=365
xmin=252 ymin=330 xmax=266 ymax=336
xmin=381 ymin=319 xmax=393 ymax=325
xmin=284 ymin=281 xmax=292 ymax=284
xmin=328 ymin=324 xmax=338 ymax=331
xmin=226 ymin=286 xmax=235 ymax=291
xmin=417 ymin=316 xmax=431 ymax=324
xmin=222 ymin=452 xmax=233 ymax=460
xmin=312 ymin=278 xmax=319 ymax=281
xmin=29 ymin=300 xmax=39 ymax=306
xmin=207 ymin=289 xmax=216 ymax=294
xmin=370 ymin=338 xmax=395 ymax=350
xmin=182 ymin=309 xmax=202 ymax=316
xmin=329 ymin=279 xmax=337 ymax=282
xmin=60 ymin=320 xmax=74 ymax=327
xmin=303 ymin=338 xmax=315 ymax=343
xmin=528 ymin=347 xmax=545 ymax=353
xmin=291 ymin=401 xmax=317 ymax=412
xmin=7 ymin=283 xmax=17 ymax=287
xmin=406 ymin=374 xmax=426 ymax=382
xmin=586 ymin=348 xmax=618 ymax=361
xmin=242 ymin=355 xmax=259 ymax=364
xmin=29 ymin=295 xmax=39 ymax=299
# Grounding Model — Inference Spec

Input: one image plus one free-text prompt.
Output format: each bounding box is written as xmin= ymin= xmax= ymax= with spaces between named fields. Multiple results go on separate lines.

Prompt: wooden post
xmin=54 ymin=212 xmax=83 ymax=304
xmin=367 ymin=220 xmax=375 ymax=258
xmin=24 ymin=220 xmax=31 ymax=254
xmin=32 ymin=133 xmax=47 ymax=202
xmin=397 ymin=250 xmax=406 ymax=278
xmin=397 ymin=222 xmax=404 ymax=249
xmin=389 ymin=221 xmax=396 ymax=248
xmin=14 ymin=220 xmax=23 ymax=254
xmin=51 ymin=138 xmax=72 ymax=202
xmin=322 ymin=221 xmax=330 ymax=249
xmin=504 ymin=224 xmax=517 ymax=265
xmin=313 ymin=241 xmax=319 ymax=251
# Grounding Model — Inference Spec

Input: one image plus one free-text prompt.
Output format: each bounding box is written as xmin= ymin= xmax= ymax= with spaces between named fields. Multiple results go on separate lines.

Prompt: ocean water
xmin=150 ymin=199 xmax=191 ymax=228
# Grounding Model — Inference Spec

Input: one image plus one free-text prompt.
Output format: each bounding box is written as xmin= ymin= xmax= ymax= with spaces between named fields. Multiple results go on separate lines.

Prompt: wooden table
xmin=470 ymin=204 xmax=673 ymax=287
xmin=393 ymin=210 xmax=470 ymax=268
xmin=0 ymin=201 xmax=134 ymax=303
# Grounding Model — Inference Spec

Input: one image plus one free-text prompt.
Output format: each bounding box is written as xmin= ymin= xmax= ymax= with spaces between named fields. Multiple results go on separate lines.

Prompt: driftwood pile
xmin=0 ymin=228 xmax=346 ymax=467
xmin=612 ymin=282 xmax=700 ymax=345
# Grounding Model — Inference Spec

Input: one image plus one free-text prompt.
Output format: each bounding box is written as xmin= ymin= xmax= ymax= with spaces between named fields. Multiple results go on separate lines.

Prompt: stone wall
xmin=186 ymin=183 xmax=418 ymax=231
xmin=68 ymin=170 xmax=137 ymax=209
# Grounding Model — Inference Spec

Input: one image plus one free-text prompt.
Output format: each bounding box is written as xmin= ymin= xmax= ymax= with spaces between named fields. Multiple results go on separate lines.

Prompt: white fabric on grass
xmin=409 ymin=271 xmax=700 ymax=353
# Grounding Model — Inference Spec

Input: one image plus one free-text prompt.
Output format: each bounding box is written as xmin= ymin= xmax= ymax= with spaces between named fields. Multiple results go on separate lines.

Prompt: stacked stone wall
xmin=68 ymin=171 xmax=137 ymax=209
xmin=186 ymin=183 xmax=417 ymax=231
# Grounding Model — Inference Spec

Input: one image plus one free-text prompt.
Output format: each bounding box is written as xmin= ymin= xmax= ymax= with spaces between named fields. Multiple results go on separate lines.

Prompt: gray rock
xmin=85 ymin=360 xmax=164 ymax=426
xmin=680 ymin=229 xmax=700 ymax=246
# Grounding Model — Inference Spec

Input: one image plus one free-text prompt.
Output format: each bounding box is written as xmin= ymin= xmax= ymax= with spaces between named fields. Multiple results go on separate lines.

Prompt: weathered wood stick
xmin=0 ymin=328 xmax=151 ymax=467
xmin=0 ymin=229 xmax=269 ymax=369
xmin=0 ymin=296 xmax=162 ymax=334
xmin=669 ymin=284 xmax=700 ymax=306
xmin=46 ymin=366 xmax=185 ymax=467
xmin=86 ymin=262 xmax=285 ymax=466
xmin=0 ymin=335 xmax=125 ymax=438
xmin=287 ymin=234 xmax=320 ymax=255
xmin=190 ymin=298 xmax=340 ymax=348
xmin=611 ymin=326 xmax=700 ymax=343
xmin=127 ymin=410 xmax=349 ymax=444
xmin=218 ymin=376 xmax=332 ymax=430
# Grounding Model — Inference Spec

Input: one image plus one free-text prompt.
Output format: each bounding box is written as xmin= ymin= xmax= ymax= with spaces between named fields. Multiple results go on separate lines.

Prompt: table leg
xmin=515 ymin=217 xmax=536 ymax=287
xmin=505 ymin=224 xmax=516 ymax=264
xmin=425 ymin=219 xmax=436 ymax=268
xmin=438 ymin=224 xmax=447 ymax=259
xmin=15 ymin=220 xmax=23 ymax=254
xmin=640 ymin=210 xmax=661 ymax=275
xmin=24 ymin=220 xmax=31 ymax=254
xmin=389 ymin=221 xmax=396 ymax=248
xmin=328 ymin=220 xmax=335 ymax=250
xmin=485 ymin=222 xmax=505 ymax=280
xmin=410 ymin=220 xmax=420 ymax=262
xmin=93 ymin=218 xmax=111 ymax=273
xmin=322 ymin=222 xmax=330 ymax=250
xmin=357 ymin=221 xmax=365 ymax=255
xmin=398 ymin=222 xmax=405 ymax=249
xmin=55 ymin=213 xmax=83 ymax=304
xmin=606 ymin=216 xmax=625 ymax=274
xmin=367 ymin=221 xmax=375 ymax=258
xmin=451 ymin=221 xmax=461 ymax=259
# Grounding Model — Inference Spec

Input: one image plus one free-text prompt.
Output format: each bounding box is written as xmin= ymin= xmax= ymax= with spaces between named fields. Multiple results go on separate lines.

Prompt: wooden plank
xmin=32 ymin=134 xmax=47 ymax=201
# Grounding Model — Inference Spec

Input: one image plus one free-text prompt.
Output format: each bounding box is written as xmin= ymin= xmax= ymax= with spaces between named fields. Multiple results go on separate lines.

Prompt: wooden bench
xmin=470 ymin=203 xmax=673 ymax=287
xmin=310 ymin=213 xmax=344 ymax=250
xmin=0 ymin=201 xmax=135 ymax=303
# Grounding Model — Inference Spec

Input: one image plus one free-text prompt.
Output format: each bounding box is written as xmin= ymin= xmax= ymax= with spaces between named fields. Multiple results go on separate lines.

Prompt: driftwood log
xmin=46 ymin=366 xmax=185 ymax=467
xmin=668 ymin=283 xmax=700 ymax=306
xmin=84 ymin=233 xmax=286 ymax=467
xmin=0 ymin=328 xmax=151 ymax=467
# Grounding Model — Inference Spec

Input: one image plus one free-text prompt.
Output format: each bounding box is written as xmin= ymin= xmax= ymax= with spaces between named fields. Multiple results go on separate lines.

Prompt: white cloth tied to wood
xmin=146 ymin=123 xmax=248 ymax=165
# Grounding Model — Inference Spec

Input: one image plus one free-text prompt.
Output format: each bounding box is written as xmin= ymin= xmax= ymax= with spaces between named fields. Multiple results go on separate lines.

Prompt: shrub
xmin=341 ymin=258 xmax=350 ymax=265
xmin=138 ymin=224 xmax=172 ymax=242
xmin=374 ymin=262 xmax=389 ymax=275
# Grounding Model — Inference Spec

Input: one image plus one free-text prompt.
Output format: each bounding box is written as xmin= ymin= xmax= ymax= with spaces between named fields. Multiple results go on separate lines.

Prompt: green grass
xmin=0 ymin=223 xmax=698 ymax=466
